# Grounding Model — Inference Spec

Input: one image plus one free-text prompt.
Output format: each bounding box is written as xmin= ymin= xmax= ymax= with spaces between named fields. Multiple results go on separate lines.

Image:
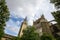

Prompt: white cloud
xmin=6 ymin=0 xmax=56 ymax=25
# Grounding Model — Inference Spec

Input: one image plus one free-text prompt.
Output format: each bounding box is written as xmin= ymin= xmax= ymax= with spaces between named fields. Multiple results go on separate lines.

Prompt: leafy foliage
xmin=50 ymin=0 xmax=60 ymax=3
xmin=50 ymin=0 xmax=60 ymax=9
xmin=52 ymin=11 xmax=60 ymax=28
xmin=20 ymin=26 xmax=40 ymax=40
xmin=40 ymin=34 xmax=56 ymax=40
xmin=0 ymin=0 xmax=10 ymax=39
xmin=56 ymin=37 xmax=60 ymax=40
xmin=11 ymin=37 xmax=21 ymax=40
xmin=50 ymin=0 xmax=60 ymax=40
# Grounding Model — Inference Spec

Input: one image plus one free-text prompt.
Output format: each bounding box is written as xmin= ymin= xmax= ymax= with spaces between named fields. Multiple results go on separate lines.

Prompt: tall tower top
xmin=40 ymin=14 xmax=48 ymax=22
xmin=24 ymin=17 xmax=27 ymax=21
xmin=33 ymin=14 xmax=48 ymax=25
xmin=18 ymin=17 xmax=27 ymax=37
xmin=23 ymin=17 xmax=27 ymax=24
xmin=40 ymin=14 xmax=45 ymax=19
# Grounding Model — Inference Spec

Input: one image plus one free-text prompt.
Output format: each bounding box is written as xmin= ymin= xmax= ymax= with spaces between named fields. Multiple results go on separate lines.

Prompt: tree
xmin=50 ymin=0 xmax=59 ymax=2
xmin=20 ymin=26 xmax=40 ymax=40
xmin=50 ymin=0 xmax=60 ymax=28
xmin=50 ymin=0 xmax=60 ymax=9
xmin=0 ymin=0 xmax=10 ymax=39
xmin=51 ymin=11 xmax=60 ymax=27
xmin=50 ymin=0 xmax=60 ymax=40
xmin=40 ymin=34 xmax=56 ymax=40
xmin=11 ymin=37 xmax=21 ymax=40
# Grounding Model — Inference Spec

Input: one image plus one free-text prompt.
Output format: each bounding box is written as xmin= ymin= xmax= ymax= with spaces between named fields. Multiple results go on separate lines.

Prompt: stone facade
xmin=33 ymin=15 xmax=52 ymax=36
xmin=18 ymin=17 xmax=27 ymax=37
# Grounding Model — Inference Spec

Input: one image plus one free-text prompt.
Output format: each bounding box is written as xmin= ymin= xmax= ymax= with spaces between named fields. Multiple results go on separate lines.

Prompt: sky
xmin=5 ymin=0 xmax=56 ymax=36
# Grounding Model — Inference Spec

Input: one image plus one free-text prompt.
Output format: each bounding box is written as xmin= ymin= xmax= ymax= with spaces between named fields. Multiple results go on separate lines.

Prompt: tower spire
xmin=23 ymin=17 xmax=27 ymax=24
xmin=40 ymin=14 xmax=48 ymax=22
xmin=41 ymin=14 xmax=45 ymax=19
xmin=24 ymin=17 xmax=27 ymax=21
xmin=40 ymin=14 xmax=52 ymax=35
xmin=18 ymin=17 xmax=27 ymax=37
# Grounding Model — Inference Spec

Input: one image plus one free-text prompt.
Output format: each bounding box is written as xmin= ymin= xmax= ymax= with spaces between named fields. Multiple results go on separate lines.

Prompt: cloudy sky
xmin=5 ymin=0 xmax=56 ymax=36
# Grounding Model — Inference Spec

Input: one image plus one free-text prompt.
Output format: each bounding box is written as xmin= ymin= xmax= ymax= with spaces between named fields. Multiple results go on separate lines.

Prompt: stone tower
xmin=33 ymin=15 xmax=52 ymax=35
xmin=40 ymin=15 xmax=52 ymax=35
xmin=18 ymin=17 xmax=27 ymax=37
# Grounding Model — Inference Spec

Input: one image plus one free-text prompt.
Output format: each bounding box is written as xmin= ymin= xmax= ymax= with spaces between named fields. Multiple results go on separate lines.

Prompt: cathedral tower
xmin=18 ymin=17 xmax=27 ymax=37
xmin=33 ymin=15 xmax=52 ymax=36
xmin=40 ymin=15 xmax=52 ymax=35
